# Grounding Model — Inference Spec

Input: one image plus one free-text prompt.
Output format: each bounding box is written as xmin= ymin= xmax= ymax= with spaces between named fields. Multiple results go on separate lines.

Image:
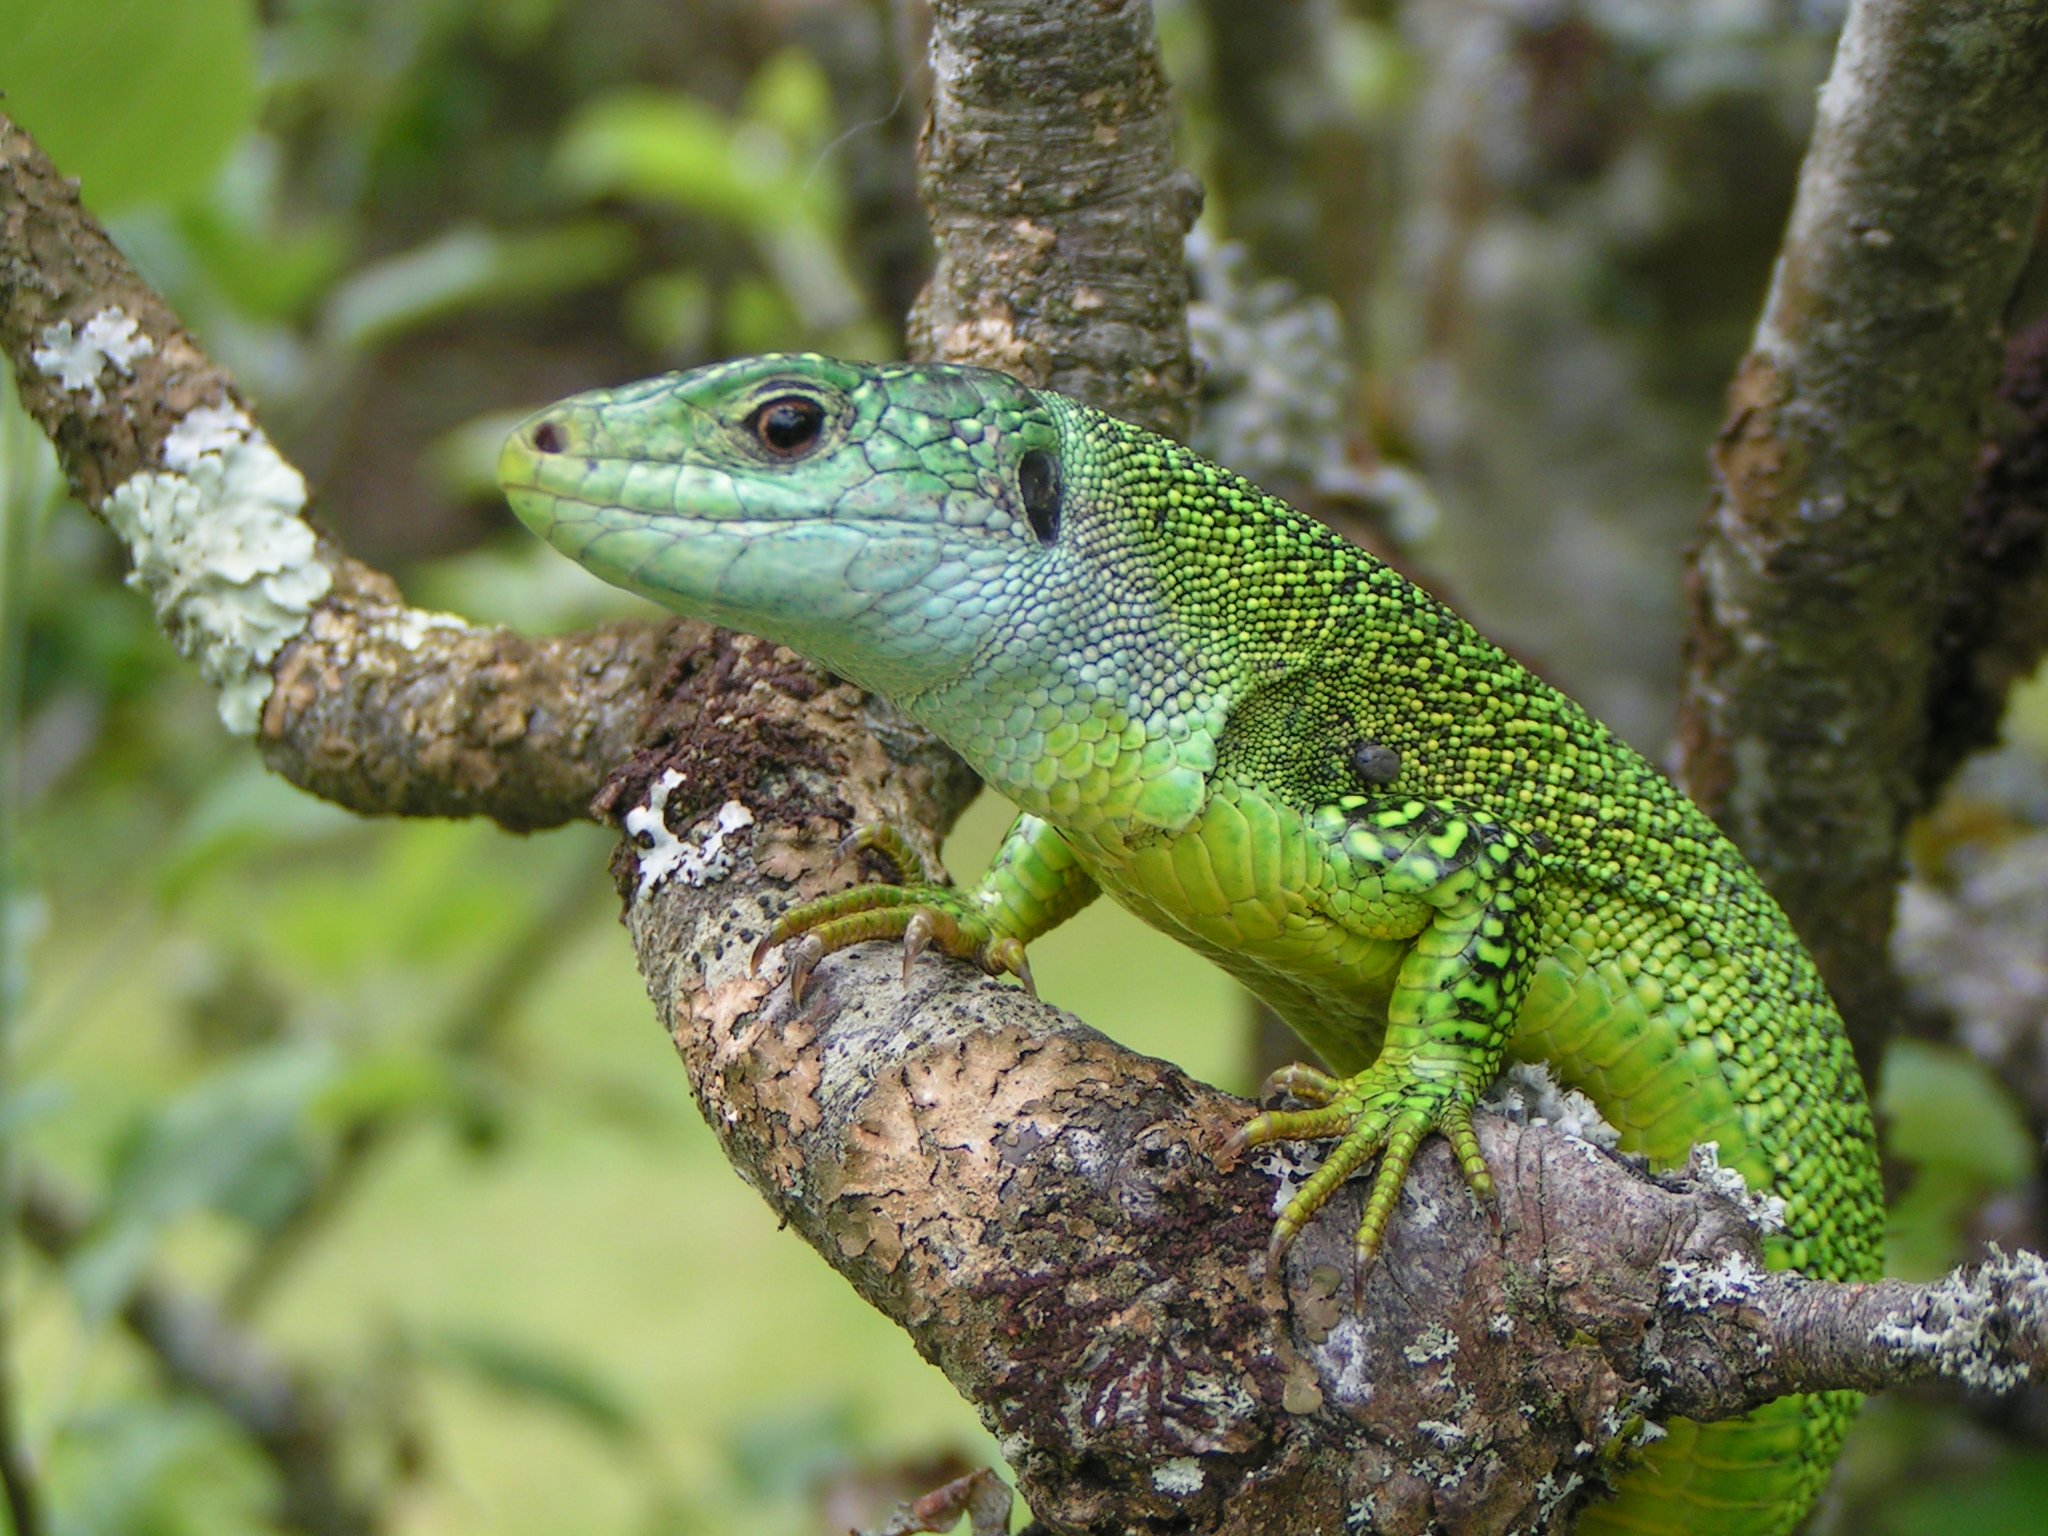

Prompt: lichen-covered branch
xmin=1676 ymin=0 xmax=2048 ymax=1067
xmin=907 ymin=0 xmax=1202 ymax=436
xmin=0 ymin=114 xmax=671 ymax=831
xmin=598 ymin=639 xmax=2047 ymax=1535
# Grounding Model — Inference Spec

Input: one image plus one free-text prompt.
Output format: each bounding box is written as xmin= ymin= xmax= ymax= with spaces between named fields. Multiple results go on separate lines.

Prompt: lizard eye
xmin=1018 ymin=448 xmax=1062 ymax=544
xmin=749 ymin=395 xmax=827 ymax=458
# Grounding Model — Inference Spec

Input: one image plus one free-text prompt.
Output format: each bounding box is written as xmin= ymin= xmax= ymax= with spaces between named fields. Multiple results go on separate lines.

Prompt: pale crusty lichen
xmin=97 ymin=398 xmax=331 ymax=733
xmin=1659 ymin=1249 xmax=1767 ymax=1312
xmin=370 ymin=605 xmax=476 ymax=651
xmin=1149 ymin=1456 xmax=1204 ymax=1496
xmin=1875 ymin=1244 xmax=2048 ymax=1394
xmin=32 ymin=307 xmax=154 ymax=404
xmin=1680 ymin=1140 xmax=1787 ymax=1235
xmin=1490 ymin=1061 xmax=1621 ymax=1152
xmin=623 ymin=778 xmax=755 ymax=898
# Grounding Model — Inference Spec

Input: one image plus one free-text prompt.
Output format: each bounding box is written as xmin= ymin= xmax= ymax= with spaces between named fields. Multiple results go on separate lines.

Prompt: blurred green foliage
xmin=0 ymin=0 xmax=258 ymax=212
xmin=551 ymin=51 xmax=885 ymax=357
xmin=3 ymin=2 xmax=2046 ymax=1535
xmin=1880 ymin=1040 xmax=2034 ymax=1282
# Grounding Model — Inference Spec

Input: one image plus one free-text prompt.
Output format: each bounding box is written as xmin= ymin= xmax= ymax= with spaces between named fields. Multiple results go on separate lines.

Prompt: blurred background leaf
xmin=0 ymin=0 xmax=258 ymax=212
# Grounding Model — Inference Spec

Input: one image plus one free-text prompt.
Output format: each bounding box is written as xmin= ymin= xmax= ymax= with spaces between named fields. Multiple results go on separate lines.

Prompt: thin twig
xmin=0 ymin=115 xmax=682 ymax=832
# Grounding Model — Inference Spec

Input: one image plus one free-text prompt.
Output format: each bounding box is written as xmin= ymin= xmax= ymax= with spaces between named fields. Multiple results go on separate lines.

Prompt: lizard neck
xmin=906 ymin=645 xmax=1231 ymax=850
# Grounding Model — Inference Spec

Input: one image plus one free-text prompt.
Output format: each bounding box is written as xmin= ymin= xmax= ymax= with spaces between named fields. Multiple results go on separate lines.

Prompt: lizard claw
xmin=1225 ymin=1068 xmax=1493 ymax=1285
xmin=751 ymin=821 xmax=1036 ymax=1001
xmin=786 ymin=934 xmax=827 ymax=1005
xmin=986 ymin=937 xmax=1036 ymax=998
xmin=901 ymin=909 xmax=936 ymax=983
xmin=837 ymin=822 xmax=944 ymax=885
xmin=1260 ymin=1061 xmax=1345 ymax=1107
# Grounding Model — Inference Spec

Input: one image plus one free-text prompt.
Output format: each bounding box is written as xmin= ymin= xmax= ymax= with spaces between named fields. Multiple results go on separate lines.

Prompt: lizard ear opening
xmin=1018 ymin=449 xmax=1062 ymax=544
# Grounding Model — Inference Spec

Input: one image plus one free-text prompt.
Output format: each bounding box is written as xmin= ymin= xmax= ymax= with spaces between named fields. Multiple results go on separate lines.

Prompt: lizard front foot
xmin=1226 ymin=1055 xmax=1495 ymax=1277
xmin=751 ymin=823 xmax=1035 ymax=1002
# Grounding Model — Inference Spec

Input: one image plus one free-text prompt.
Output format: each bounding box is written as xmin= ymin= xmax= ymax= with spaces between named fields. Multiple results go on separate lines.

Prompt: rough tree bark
xmin=908 ymin=0 xmax=1203 ymax=439
xmin=1676 ymin=0 xmax=2048 ymax=1075
xmin=5 ymin=1 xmax=2048 ymax=1533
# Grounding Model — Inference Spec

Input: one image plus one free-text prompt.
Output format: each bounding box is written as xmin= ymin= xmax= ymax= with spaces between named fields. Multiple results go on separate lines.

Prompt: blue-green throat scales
xmin=499 ymin=355 xmax=1883 ymax=1535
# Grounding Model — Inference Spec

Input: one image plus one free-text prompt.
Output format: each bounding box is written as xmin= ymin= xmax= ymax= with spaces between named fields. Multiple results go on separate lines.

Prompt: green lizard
xmin=498 ymin=354 xmax=1884 ymax=1535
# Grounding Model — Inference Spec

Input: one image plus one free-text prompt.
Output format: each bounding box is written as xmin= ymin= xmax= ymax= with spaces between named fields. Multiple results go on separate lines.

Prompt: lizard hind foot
xmin=1230 ymin=1064 xmax=1496 ymax=1282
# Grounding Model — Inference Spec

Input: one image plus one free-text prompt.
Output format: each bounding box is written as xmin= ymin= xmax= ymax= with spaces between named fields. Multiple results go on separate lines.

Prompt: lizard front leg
xmin=755 ymin=811 xmax=1099 ymax=1000
xmin=1230 ymin=797 xmax=1537 ymax=1272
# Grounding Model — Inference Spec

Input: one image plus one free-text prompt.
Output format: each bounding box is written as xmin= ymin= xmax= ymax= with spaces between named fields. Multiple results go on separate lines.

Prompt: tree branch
xmin=908 ymin=0 xmax=1202 ymax=438
xmin=0 ymin=114 xmax=676 ymax=832
xmin=598 ymin=634 xmax=2047 ymax=1535
xmin=1675 ymin=0 xmax=2048 ymax=1069
xmin=1925 ymin=315 xmax=2048 ymax=791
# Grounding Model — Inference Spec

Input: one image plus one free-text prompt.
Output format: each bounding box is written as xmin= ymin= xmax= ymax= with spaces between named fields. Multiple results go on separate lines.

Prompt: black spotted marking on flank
xmin=1349 ymin=740 xmax=1402 ymax=787
xmin=1018 ymin=448 xmax=1062 ymax=543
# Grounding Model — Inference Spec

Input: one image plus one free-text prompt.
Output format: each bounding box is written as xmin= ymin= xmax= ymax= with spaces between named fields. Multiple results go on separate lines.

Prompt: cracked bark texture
xmin=1675 ymin=0 xmax=2048 ymax=1073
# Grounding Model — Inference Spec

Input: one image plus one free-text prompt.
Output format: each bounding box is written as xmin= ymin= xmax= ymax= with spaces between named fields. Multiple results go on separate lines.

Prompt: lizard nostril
xmin=531 ymin=420 xmax=566 ymax=454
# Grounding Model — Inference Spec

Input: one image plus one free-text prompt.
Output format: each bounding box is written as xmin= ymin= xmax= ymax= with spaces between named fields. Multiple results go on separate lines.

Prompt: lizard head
xmin=498 ymin=353 xmax=1073 ymax=700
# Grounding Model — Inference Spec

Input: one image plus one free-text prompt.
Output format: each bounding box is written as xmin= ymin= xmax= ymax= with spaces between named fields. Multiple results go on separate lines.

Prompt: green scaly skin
xmin=499 ymin=355 xmax=1884 ymax=1534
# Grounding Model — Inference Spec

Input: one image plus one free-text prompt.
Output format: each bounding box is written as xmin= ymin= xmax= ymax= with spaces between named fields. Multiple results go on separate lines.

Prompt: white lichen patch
xmin=623 ymin=777 xmax=754 ymax=898
xmin=1150 ymin=1457 xmax=1204 ymax=1497
xmin=1489 ymin=1062 xmax=1621 ymax=1151
xmin=371 ymin=605 xmax=476 ymax=650
xmin=1317 ymin=1315 xmax=1378 ymax=1409
xmin=1660 ymin=1250 xmax=1766 ymax=1312
xmin=1056 ymin=1126 xmax=1112 ymax=1181
xmin=33 ymin=307 xmax=154 ymax=404
xmin=1254 ymin=1139 xmax=1322 ymax=1217
xmin=1533 ymin=1469 xmax=1585 ymax=1524
xmin=101 ymin=400 xmax=331 ymax=732
xmin=1416 ymin=1418 xmax=1467 ymax=1449
xmin=1875 ymin=1244 xmax=2048 ymax=1394
xmin=1682 ymin=1141 xmax=1787 ymax=1235
xmin=1402 ymin=1325 xmax=1459 ymax=1366
xmin=1403 ymin=1184 xmax=1443 ymax=1230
